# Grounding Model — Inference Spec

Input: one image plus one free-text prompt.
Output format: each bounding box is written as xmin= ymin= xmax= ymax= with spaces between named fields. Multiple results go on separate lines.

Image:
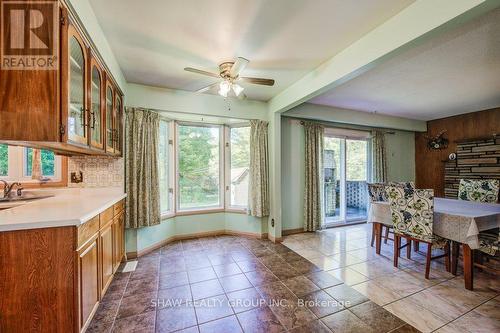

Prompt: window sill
xmin=176 ymin=208 xmax=225 ymax=216
xmin=159 ymin=208 xmax=249 ymax=219
xmin=225 ymin=208 xmax=248 ymax=215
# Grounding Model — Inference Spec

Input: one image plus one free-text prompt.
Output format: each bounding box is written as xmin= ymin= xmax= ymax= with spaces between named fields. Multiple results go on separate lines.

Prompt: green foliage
xmin=324 ymin=138 xmax=367 ymax=181
xmin=230 ymin=127 xmax=250 ymax=168
xmin=0 ymin=144 xmax=7 ymax=176
xmin=26 ymin=148 xmax=55 ymax=176
xmin=178 ymin=125 xmax=220 ymax=208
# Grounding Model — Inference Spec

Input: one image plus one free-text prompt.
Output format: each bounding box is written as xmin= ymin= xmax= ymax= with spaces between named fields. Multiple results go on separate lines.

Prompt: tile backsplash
xmin=68 ymin=156 xmax=124 ymax=188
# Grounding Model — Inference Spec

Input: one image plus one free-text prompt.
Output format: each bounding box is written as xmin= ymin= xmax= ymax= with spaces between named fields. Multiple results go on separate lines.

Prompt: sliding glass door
xmin=323 ymin=133 xmax=370 ymax=227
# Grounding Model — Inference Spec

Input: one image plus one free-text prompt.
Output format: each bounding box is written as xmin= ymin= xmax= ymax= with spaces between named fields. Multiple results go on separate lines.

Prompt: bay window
xmin=157 ymin=120 xmax=250 ymax=216
xmin=177 ymin=123 xmax=223 ymax=211
xmin=226 ymin=125 xmax=250 ymax=209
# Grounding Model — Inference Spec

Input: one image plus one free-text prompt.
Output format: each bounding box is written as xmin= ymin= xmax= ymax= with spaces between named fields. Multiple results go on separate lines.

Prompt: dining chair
xmin=458 ymin=178 xmax=500 ymax=203
xmin=386 ymin=186 xmax=451 ymax=279
xmin=456 ymin=178 xmax=500 ymax=275
xmin=368 ymin=183 xmax=392 ymax=247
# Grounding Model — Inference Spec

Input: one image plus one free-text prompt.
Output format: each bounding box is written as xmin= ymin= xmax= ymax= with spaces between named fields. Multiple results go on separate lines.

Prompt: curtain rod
xmin=297 ymin=119 xmax=395 ymax=135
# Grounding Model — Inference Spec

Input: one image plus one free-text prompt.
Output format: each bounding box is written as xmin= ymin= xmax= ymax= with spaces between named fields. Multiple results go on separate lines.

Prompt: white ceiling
xmin=309 ymin=7 xmax=500 ymax=121
xmin=88 ymin=0 xmax=414 ymax=101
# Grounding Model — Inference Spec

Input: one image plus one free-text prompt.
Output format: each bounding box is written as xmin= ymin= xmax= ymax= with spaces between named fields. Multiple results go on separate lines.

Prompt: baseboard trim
xmin=268 ymin=234 xmax=283 ymax=243
xmin=282 ymin=228 xmax=305 ymax=236
xmin=126 ymin=229 xmax=267 ymax=259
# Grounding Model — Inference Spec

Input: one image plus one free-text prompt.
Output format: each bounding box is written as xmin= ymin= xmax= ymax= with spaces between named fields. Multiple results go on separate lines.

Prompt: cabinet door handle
xmin=90 ymin=110 xmax=96 ymax=129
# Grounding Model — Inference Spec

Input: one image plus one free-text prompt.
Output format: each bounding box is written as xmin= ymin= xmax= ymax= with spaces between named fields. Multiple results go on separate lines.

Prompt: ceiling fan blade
xmin=184 ymin=67 xmax=220 ymax=78
xmin=229 ymin=57 xmax=249 ymax=77
xmin=239 ymin=77 xmax=275 ymax=86
xmin=197 ymin=82 xmax=219 ymax=93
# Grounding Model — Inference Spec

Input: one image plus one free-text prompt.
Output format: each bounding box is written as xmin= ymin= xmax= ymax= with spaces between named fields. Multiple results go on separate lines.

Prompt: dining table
xmin=368 ymin=197 xmax=500 ymax=290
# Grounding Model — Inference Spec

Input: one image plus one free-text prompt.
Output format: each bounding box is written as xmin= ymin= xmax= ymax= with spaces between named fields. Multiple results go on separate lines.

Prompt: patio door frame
xmin=323 ymin=128 xmax=372 ymax=228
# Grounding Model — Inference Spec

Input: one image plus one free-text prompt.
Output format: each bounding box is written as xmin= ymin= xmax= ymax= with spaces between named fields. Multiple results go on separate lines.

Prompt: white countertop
xmin=0 ymin=187 xmax=126 ymax=232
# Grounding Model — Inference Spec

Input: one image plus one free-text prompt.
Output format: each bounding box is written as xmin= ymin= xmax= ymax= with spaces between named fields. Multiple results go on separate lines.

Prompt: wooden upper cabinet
xmin=0 ymin=2 xmax=124 ymax=156
xmin=105 ymin=81 xmax=115 ymax=154
xmin=114 ymin=93 xmax=124 ymax=156
xmin=66 ymin=25 xmax=89 ymax=146
xmin=89 ymin=56 xmax=104 ymax=150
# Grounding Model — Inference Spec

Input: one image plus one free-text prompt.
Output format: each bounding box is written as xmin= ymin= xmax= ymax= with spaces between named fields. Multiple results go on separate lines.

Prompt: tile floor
xmin=87 ymin=223 xmax=499 ymax=333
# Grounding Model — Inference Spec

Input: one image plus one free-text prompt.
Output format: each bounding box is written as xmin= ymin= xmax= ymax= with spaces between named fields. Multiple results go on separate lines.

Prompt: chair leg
xmin=371 ymin=223 xmax=376 ymax=247
xmin=425 ymin=242 xmax=432 ymax=279
xmin=384 ymin=226 xmax=389 ymax=244
xmin=414 ymin=240 xmax=419 ymax=252
xmin=375 ymin=223 xmax=382 ymax=255
xmin=444 ymin=242 xmax=451 ymax=272
xmin=394 ymin=235 xmax=400 ymax=268
xmin=451 ymin=241 xmax=459 ymax=276
xmin=406 ymin=238 xmax=411 ymax=259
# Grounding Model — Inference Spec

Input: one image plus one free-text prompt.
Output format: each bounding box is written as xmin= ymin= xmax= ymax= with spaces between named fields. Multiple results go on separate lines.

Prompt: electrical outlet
xmin=71 ymin=171 xmax=83 ymax=183
xmin=271 ymin=219 xmax=275 ymax=227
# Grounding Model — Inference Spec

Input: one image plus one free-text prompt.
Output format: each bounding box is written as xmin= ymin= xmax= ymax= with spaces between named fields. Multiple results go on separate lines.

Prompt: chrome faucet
xmin=0 ymin=180 xmax=23 ymax=198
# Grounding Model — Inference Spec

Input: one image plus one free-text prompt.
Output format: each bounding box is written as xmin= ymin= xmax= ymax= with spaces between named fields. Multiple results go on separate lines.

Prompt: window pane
xmin=158 ymin=121 xmax=169 ymax=213
xmin=0 ymin=144 xmax=7 ymax=176
xmin=346 ymin=140 xmax=367 ymax=181
xmin=230 ymin=127 xmax=250 ymax=207
xmin=25 ymin=148 xmax=55 ymax=177
xmin=178 ymin=125 xmax=220 ymax=209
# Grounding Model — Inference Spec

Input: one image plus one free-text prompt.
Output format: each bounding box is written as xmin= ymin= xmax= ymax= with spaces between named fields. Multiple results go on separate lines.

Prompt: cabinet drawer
xmin=77 ymin=216 xmax=100 ymax=249
xmin=100 ymin=206 xmax=114 ymax=225
xmin=114 ymin=199 xmax=124 ymax=216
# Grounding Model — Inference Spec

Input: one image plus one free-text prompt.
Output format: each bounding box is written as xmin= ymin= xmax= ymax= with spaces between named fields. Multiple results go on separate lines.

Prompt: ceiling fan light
xmin=219 ymin=80 xmax=231 ymax=97
xmin=218 ymin=88 xmax=228 ymax=97
xmin=232 ymin=83 xmax=244 ymax=96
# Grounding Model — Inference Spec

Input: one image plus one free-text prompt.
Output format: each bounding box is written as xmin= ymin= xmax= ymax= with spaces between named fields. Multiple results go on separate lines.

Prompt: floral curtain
xmin=372 ymin=130 xmax=387 ymax=183
xmin=248 ymin=120 xmax=270 ymax=217
xmin=304 ymin=122 xmax=324 ymax=231
xmin=125 ymin=108 xmax=161 ymax=228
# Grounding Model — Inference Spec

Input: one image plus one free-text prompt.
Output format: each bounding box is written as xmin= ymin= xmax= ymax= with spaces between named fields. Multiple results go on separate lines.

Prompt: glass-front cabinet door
xmin=67 ymin=27 xmax=88 ymax=145
xmin=105 ymin=83 xmax=114 ymax=153
xmin=114 ymin=94 xmax=123 ymax=155
xmin=90 ymin=58 xmax=103 ymax=149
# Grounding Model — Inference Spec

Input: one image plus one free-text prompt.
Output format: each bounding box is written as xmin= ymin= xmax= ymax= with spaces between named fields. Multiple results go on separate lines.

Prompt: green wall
xmin=126 ymin=213 xmax=267 ymax=253
xmin=280 ymin=116 xmax=416 ymax=232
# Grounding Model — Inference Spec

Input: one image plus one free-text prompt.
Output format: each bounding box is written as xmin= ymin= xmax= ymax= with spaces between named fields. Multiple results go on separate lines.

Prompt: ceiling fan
xmin=184 ymin=57 xmax=275 ymax=99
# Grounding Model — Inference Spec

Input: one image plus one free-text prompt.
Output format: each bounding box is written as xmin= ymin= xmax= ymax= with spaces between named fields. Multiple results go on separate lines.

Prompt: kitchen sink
xmin=0 ymin=193 xmax=54 ymax=202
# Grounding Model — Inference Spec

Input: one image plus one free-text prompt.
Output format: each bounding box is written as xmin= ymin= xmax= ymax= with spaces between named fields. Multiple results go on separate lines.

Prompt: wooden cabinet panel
xmin=78 ymin=234 xmax=99 ymax=331
xmin=113 ymin=211 xmax=125 ymax=271
xmin=0 ymin=1 xmax=60 ymax=142
xmin=100 ymin=221 xmax=114 ymax=295
xmin=77 ymin=215 xmax=100 ymax=248
xmin=100 ymin=206 xmax=114 ymax=225
xmin=0 ymin=227 xmax=75 ymax=332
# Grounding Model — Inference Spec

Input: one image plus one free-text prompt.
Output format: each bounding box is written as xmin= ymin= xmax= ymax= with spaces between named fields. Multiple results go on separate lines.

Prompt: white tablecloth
xmin=368 ymin=197 xmax=500 ymax=249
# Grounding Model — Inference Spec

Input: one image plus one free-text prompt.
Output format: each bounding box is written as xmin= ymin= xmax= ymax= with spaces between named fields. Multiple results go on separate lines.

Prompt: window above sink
xmin=0 ymin=144 xmax=66 ymax=187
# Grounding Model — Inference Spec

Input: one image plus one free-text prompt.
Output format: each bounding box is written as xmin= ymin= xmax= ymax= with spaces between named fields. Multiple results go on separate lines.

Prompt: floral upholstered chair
xmin=368 ymin=183 xmax=391 ymax=247
xmin=458 ymin=179 xmax=500 ymax=203
xmin=386 ymin=185 xmax=450 ymax=279
xmin=458 ymin=178 xmax=500 ymax=261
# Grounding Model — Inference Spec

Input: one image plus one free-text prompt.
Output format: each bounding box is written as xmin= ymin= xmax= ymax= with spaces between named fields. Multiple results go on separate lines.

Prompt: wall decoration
xmin=424 ymin=130 xmax=449 ymax=150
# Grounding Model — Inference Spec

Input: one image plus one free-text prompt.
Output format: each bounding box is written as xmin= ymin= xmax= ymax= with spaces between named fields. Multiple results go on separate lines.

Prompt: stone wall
xmin=444 ymin=137 xmax=500 ymax=198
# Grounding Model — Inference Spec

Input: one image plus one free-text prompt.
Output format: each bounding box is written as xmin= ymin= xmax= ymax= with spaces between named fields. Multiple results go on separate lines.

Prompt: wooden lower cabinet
xmin=78 ymin=235 xmax=100 ymax=331
xmin=113 ymin=210 xmax=125 ymax=271
xmin=0 ymin=199 xmax=125 ymax=333
xmin=99 ymin=221 xmax=114 ymax=296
